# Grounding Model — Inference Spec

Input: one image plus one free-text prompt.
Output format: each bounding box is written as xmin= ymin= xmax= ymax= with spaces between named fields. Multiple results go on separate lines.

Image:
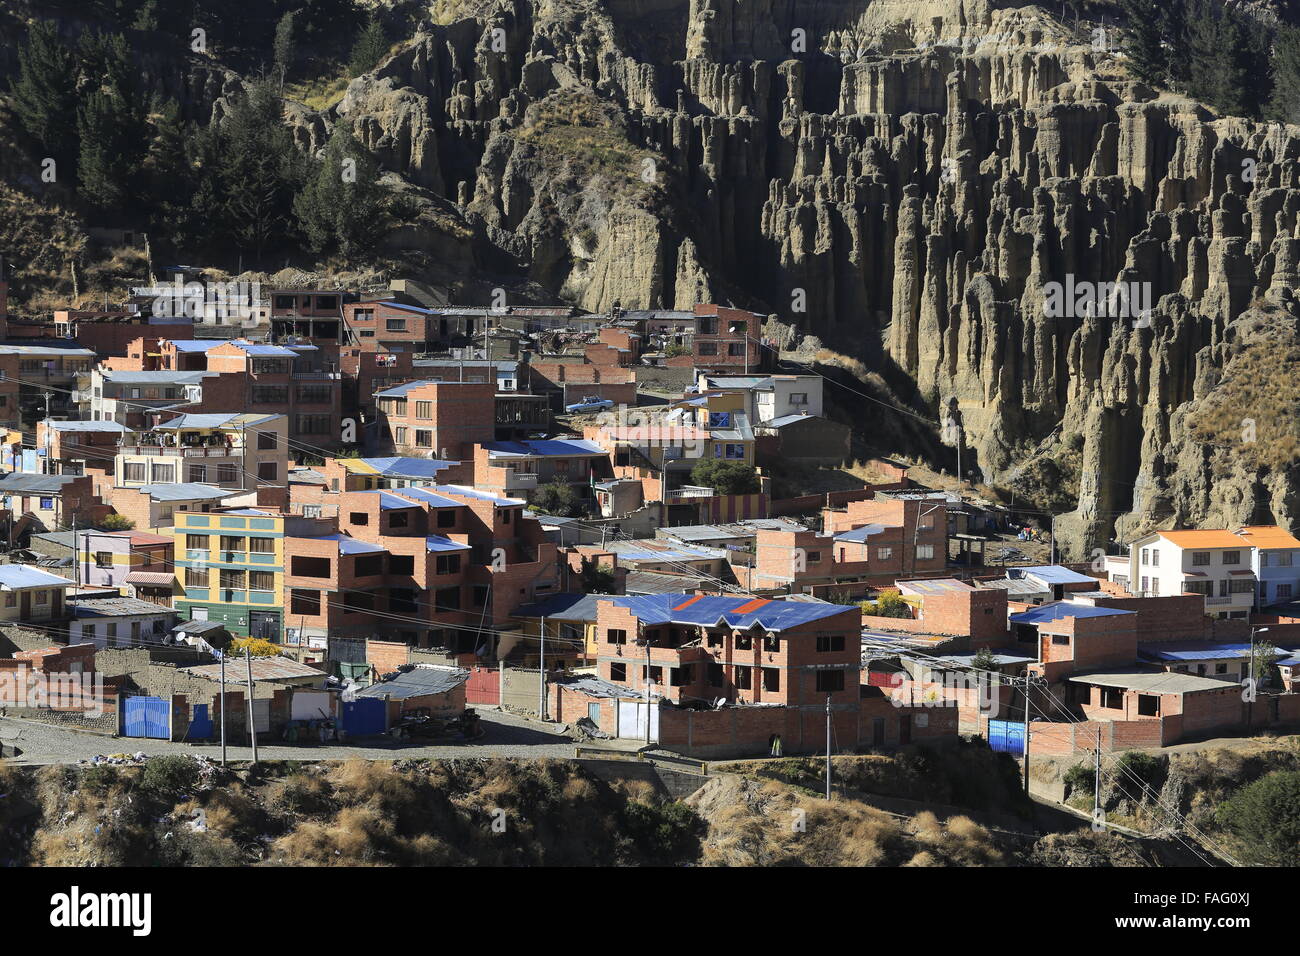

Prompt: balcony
xmin=503 ymin=470 xmax=539 ymax=490
xmin=120 ymin=444 xmax=243 ymax=457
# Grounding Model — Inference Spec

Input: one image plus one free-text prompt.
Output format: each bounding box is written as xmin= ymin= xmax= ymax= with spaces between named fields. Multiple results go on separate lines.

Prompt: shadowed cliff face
xmin=42 ymin=0 xmax=1294 ymax=553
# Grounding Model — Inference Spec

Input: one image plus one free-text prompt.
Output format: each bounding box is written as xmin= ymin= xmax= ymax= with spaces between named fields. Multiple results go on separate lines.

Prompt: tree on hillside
xmin=1268 ymin=26 xmax=1300 ymax=123
xmin=1216 ymin=771 xmax=1300 ymax=865
xmin=9 ymin=20 xmax=78 ymax=176
xmin=217 ymin=78 xmax=305 ymax=262
xmin=689 ymin=459 xmax=760 ymax=496
xmin=1117 ymin=0 xmax=1172 ymax=88
xmin=273 ymin=10 xmax=297 ymax=86
xmin=75 ymin=32 xmax=148 ymax=212
xmin=293 ymin=124 xmax=389 ymax=260
xmin=348 ymin=13 xmax=388 ymax=76
xmin=531 ymin=480 xmax=583 ymax=518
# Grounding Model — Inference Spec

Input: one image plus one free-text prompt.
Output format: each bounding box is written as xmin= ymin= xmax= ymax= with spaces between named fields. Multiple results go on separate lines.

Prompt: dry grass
xmin=1187 ymin=340 xmax=1300 ymax=471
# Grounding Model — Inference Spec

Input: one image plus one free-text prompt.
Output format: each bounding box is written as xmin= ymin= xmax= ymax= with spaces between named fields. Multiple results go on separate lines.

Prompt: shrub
xmin=1216 ymin=770 xmax=1300 ymax=865
xmin=618 ymin=800 xmax=706 ymax=865
xmin=1064 ymin=762 xmax=1095 ymax=797
xmin=139 ymin=756 xmax=201 ymax=797
xmin=689 ymin=459 xmax=760 ymax=496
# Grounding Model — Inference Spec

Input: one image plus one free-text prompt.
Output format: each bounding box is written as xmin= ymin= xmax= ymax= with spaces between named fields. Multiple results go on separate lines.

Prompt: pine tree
xmin=217 ymin=79 xmax=302 ymax=262
xmin=273 ymin=10 xmax=297 ymax=86
xmin=294 ymin=124 xmax=389 ymax=261
xmin=9 ymin=20 xmax=78 ymax=173
xmin=1267 ymin=26 xmax=1300 ymax=123
xmin=75 ymin=32 xmax=148 ymax=212
xmin=1118 ymin=0 xmax=1171 ymax=88
xmin=348 ymin=14 xmax=388 ymax=77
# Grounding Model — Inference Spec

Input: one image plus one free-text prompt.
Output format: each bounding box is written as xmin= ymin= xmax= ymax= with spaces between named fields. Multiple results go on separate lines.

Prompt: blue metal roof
xmin=393 ymin=487 xmax=461 ymax=508
xmin=1009 ymin=602 xmax=1134 ymax=625
xmin=155 ymin=413 xmax=280 ymax=429
xmin=351 ymin=490 xmax=423 ymax=511
xmin=483 ymin=439 xmax=606 ymax=458
xmin=356 ymin=457 xmax=457 ymax=478
xmin=426 ymin=535 xmax=471 ymax=553
xmin=374 ymin=380 xmax=441 ymax=398
xmin=435 ymin=485 xmax=525 ymax=505
xmin=1009 ymin=565 xmax=1098 ymax=585
xmin=608 ymin=594 xmax=857 ymax=631
xmin=1138 ymin=642 xmax=1287 ymax=663
xmin=765 ymin=413 xmax=825 ymax=428
xmin=833 ymin=523 xmax=886 ymax=543
xmin=170 ymin=340 xmax=223 ymax=352
xmin=305 ymin=534 xmax=387 ymax=555
xmin=0 ymin=564 xmax=73 ymax=589
xmin=230 ymin=342 xmax=297 ymax=356
xmin=511 ymin=592 xmax=607 ymax=621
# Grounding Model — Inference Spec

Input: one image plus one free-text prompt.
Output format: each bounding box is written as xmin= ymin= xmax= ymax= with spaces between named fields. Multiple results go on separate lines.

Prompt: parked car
xmin=388 ymin=708 xmax=481 ymax=741
xmin=565 ymin=396 xmax=615 ymax=414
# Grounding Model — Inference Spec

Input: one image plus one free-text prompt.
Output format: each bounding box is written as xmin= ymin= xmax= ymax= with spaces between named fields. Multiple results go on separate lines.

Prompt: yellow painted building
xmin=173 ymin=509 xmax=286 ymax=640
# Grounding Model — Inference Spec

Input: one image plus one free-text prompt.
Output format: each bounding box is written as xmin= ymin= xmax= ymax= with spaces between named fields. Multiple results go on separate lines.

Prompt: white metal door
xmin=252 ymin=698 xmax=271 ymax=733
xmin=616 ymin=701 xmax=658 ymax=741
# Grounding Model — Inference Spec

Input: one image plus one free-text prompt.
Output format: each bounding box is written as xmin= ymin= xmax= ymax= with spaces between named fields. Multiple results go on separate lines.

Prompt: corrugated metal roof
xmin=355 ymin=665 xmax=470 ymax=700
xmin=124 ymin=570 xmax=175 ymax=586
xmin=1009 ymin=565 xmax=1099 ymax=585
xmin=1068 ymin=669 xmax=1235 ymax=694
xmin=610 ymin=593 xmax=857 ymax=631
xmin=392 ymin=487 xmax=461 ymax=508
xmin=0 ymin=564 xmax=75 ymax=589
xmin=0 ymin=472 xmax=79 ymax=494
xmin=44 ymin=420 xmax=130 ymax=432
xmin=483 ymin=439 xmax=605 ymax=458
xmin=181 ymin=657 xmax=328 ymax=683
xmin=436 ymin=485 xmax=525 ymax=506
xmin=833 ymin=523 xmax=886 ymax=543
xmin=155 ymin=412 xmax=281 ymax=429
xmin=303 ymin=534 xmax=387 ymax=555
xmin=1009 ymin=601 xmax=1134 ymax=625
xmin=512 ymin=592 xmax=607 ymax=621
xmin=137 ymin=482 xmax=237 ymax=501
xmin=1137 ymin=641 xmax=1275 ymax=663
xmin=346 ymin=457 xmax=458 ymax=479
xmin=73 ymin=596 xmax=174 ymax=617
xmin=426 ymin=536 xmax=471 ymax=553
xmin=102 ymin=370 xmax=208 ymax=384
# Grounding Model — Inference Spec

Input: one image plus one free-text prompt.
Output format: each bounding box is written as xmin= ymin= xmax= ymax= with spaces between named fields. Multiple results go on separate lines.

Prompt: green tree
xmin=273 ymin=10 xmax=297 ymax=86
xmin=970 ymin=647 xmax=999 ymax=672
xmin=293 ymin=124 xmax=389 ymax=260
xmin=9 ymin=20 xmax=78 ymax=174
xmin=217 ymin=78 xmax=304 ymax=262
xmin=96 ymin=514 xmax=135 ymax=531
xmin=1268 ymin=26 xmax=1300 ymax=123
xmin=1216 ymin=771 xmax=1300 ymax=865
xmin=75 ymin=32 xmax=148 ymax=212
xmin=689 ymin=459 xmax=760 ymax=496
xmin=531 ymin=480 xmax=582 ymax=517
xmin=1118 ymin=0 xmax=1172 ymax=88
xmin=348 ymin=14 xmax=388 ymax=77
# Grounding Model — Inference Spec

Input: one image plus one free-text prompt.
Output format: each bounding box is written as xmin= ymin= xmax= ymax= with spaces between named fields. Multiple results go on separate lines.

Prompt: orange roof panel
xmin=1155 ymin=530 xmax=1249 ymax=548
xmin=1235 ymin=526 xmax=1300 ymax=549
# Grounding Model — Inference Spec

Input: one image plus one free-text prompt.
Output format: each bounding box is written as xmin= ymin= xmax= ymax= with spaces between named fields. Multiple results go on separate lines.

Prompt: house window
xmin=388 ymin=511 xmax=410 ymax=530
xmin=436 ymin=554 xmax=461 ymax=574
xmin=185 ymin=534 xmax=207 ymax=550
xmin=3 ymin=593 xmax=13 ymax=607
xmin=607 ymin=628 xmax=627 ymax=645
xmin=435 ymin=586 xmax=460 ymax=611
xmin=249 ymin=537 xmax=274 ymax=554
xmin=217 ymin=464 xmax=238 ymax=484
xmin=415 ymin=429 xmax=433 ymax=448
xmin=415 ymin=401 xmax=433 ymax=420
xmin=258 ymin=432 xmax=278 ymax=450
xmin=185 ymin=567 xmax=209 ymax=588
xmin=610 ymin=662 xmax=626 ymax=682
xmin=1222 ymin=550 xmax=1240 ymax=566
xmin=249 ymin=571 xmax=274 ymax=592
xmin=187 ymin=465 xmax=207 ymax=483
xmin=1101 ymin=687 xmax=1123 ymax=709
xmin=1277 ymin=552 xmax=1294 ymax=567
xmin=789 ymin=392 xmax=808 ymax=405
xmin=877 ymin=547 xmax=893 ymax=560
xmin=123 ymin=462 xmax=145 ymax=482
xmin=1192 ymin=552 xmax=1211 ymax=566
xmin=816 ymin=634 xmax=846 ymax=652
xmin=815 ymin=670 xmax=845 ymax=693
xmin=708 ymin=662 xmax=724 ymax=687
xmin=220 ymin=535 xmax=245 ymax=553
xmin=385 ymin=318 xmax=407 ymax=332
xmin=436 ymin=510 xmax=456 ymax=528
xmin=1278 ymin=584 xmax=1294 ymax=599
xmin=1137 ymin=694 xmax=1159 ymax=716
xmin=150 ymin=464 xmax=174 ymax=483
xmin=350 ymin=513 xmax=369 ymax=525
xmin=257 ymin=462 xmax=278 ymax=482
xmin=94 ymin=551 xmax=112 ymax=569
xmin=35 ymin=590 xmax=49 ymax=605
xmin=733 ymin=666 xmax=752 ymax=690
xmin=698 ymin=343 xmax=718 ymax=356
xmin=290 ymin=589 xmax=320 ymax=614
xmin=220 ymin=569 xmax=246 ymax=591
xmin=762 ymin=668 xmax=780 ymax=692
xmin=916 ymin=544 xmax=935 ymax=560
xmin=389 ymin=555 xmax=414 ymax=575
xmin=394 ymin=426 xmax=407 ymax=444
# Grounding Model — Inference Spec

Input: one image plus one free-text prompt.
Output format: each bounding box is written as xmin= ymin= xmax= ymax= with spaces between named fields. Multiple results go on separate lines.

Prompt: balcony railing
xmin=119 ymin=445 xmax=242 ymax=457
xmin=503 ymin=470 xmax=539 ymax=490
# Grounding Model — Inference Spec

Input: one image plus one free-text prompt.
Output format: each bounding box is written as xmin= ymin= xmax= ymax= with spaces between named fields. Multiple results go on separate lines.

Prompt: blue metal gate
xmin=988 ymin=719 xmax=1025 ymax=756
xmin=187 ymin=703 xmax=213 ymax=740
xmin=122 ymin=696 xmax=171 ymax=739
xmin=341 ymin=698 xmax=386 ymax=736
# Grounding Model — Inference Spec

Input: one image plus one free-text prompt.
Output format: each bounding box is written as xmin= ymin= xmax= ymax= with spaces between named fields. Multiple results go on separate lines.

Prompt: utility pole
xmin=1022 ymin=676 xmax=1031 ymax=794
xmin=1050 ymin=513 xmax=1057 ymax=565
xmin=219 ymin=649 xmax=227 ymax=767
xmin=538 ymin=614 xmax=547 ymax=720
xmin=1093 ymin=725 xmax=1102 ymax=825
xmin=244 ymin=647 xmax=259 ymax=765
xmin=42 ymin=393 xmax=50 ymax=472
xmin=825 ymin=694 xmax=832 ymax=800
xmin=645 ymin=637 xmax=653 ymax=746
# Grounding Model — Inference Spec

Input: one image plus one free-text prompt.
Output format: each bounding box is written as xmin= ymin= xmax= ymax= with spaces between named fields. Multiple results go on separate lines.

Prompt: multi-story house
xmin=88 ymin=369 xmax=208 ymax=428
xmin=696 ymin=373 xmax=823 ymax=423
xmin=204 ymin=341 xmax=342 ymax=452
xmin=1119 ymin=530 xmax=1258 ymax=619
xmin=115 ymin=413 xmax=289 ymax=491
xmin=374 ymin=381 xmax=496 ymax=458
xmin=592 ymin=593 xmax=863 ymax=743
xmin=36 ymin=420 xmax=129 ymax=495
xmin=269 ymin=287 xmax=351 ymax=343
xmin=691 ymin=304 xmax=766 ymax=372
xmin=1235 ymin=526 xmax=1300 ymax=608
xmin=2 ymin=343 xmax=96 ymax=427
xmin=173 ymin=508 xmax=334 ymax=641
xmin=471 ymin=438 xmax=609 ymax=502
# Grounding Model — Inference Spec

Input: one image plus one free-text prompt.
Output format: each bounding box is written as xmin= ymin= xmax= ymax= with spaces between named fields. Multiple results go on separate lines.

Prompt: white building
xmin=1117 ymin=530 xmax=1257 ymax=619
xmin=1235 ymin=526 xmax=1300 ymax=608
xmin=695 ymin=373 xmax=823 ymax=423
